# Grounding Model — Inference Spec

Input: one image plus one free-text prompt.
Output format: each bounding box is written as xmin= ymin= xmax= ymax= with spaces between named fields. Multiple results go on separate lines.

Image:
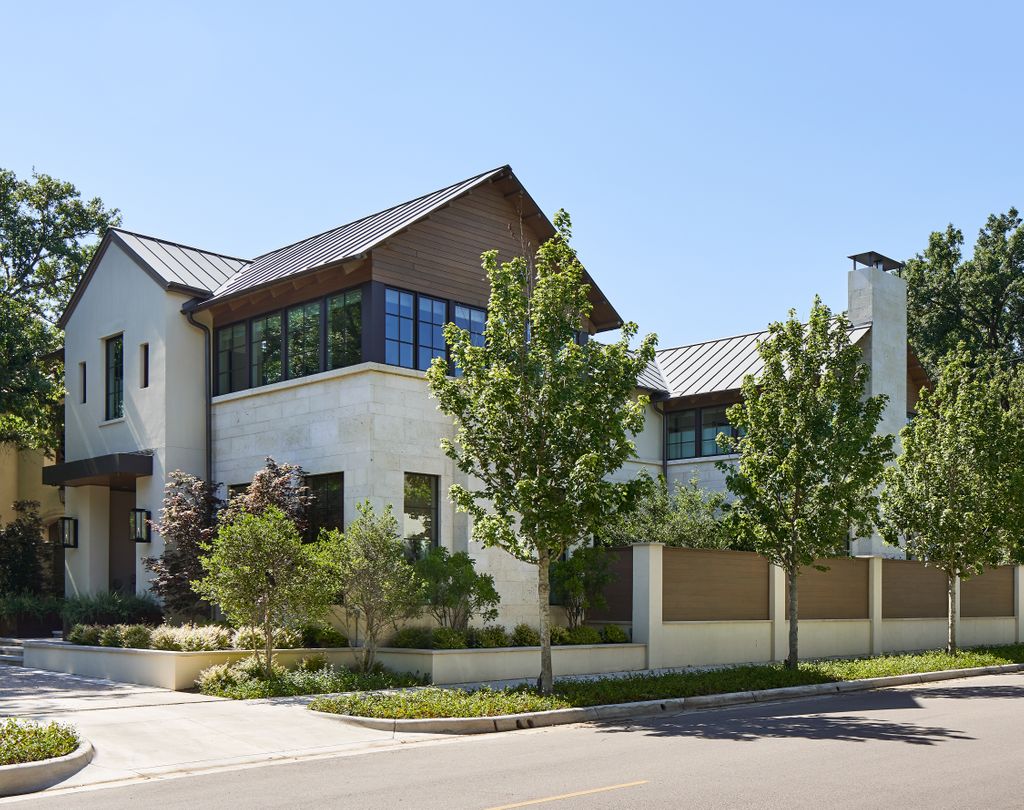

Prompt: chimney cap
xmin=848 ymin=251 xmax=903 ymax=272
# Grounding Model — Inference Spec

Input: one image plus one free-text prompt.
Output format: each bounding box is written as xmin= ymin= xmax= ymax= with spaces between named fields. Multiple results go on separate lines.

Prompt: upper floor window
xmin=385 ymin=288 xmax=414 ymax=368
xmin=403 ymin=472 xmax=438 ymax=559
xmin=79 ymin=362 xmax=87 ymax=404
xmin=328 ymin=290 xmax=362 ymax=369
xmin=417 ymin=295 xmax=447 ymax=370
xmin=217 ymin=323 xmax=247 ymax=395
xmin=287 ymin=301 xmax=322 ymax=379
xmin=105 ymin=335 xmax=124 ymax=420
xmin=306 ymin=472 xmax=343 ymax=542
xmin=251 ymin=313 xmax=283 ymax=387
xmin=140 ymin=343 xmax=150 ymax=388
xmin=666 ymin=405 xmax=740 ymax=460
xmin=454 ymin=305 xmax=485 ymax=347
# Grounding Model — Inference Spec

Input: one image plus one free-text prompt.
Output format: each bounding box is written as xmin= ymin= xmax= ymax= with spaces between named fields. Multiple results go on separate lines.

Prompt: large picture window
xmin=666 ymin=410 xmax=696 ymax=459
xmin=328 ymin=290 xmax=362 ymax=369
xmin=666 ymin=405 xmax=739 ymax=460
xmin=105 ymin=335 xmax=124 ymax=420
xmin=385 ymin=288 xmax=415 ymax=368
xmin=701 ymin=405 xmax=732 ymax=456
xmin=216 ymin=323 xmax=247 ymax=395
xmin=251 ymin=313 xmax=283 ymax=387
xmin=417 ymin=295 xmax=447 ymax=370
xmin=287 ymin=301 xmax=322 ymax=379
xmin=306 ymin=473 xmax=343 ymax=542
xmin=403 ymin=472 xmax=438 ymax=559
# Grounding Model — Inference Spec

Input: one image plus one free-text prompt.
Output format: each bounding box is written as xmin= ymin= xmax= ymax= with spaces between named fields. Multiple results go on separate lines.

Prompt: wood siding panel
xmin=589 ymin=547 xmax=633 ymax=622
xmin=662 ymin=548 xmax=769 ymax=621
xmin=882 ymin=560 xmax=948 ymax=618
xmin=961 ymin=566 xmax=1015 ymax=617
xmin=784 ymin=558 xmax=869 ymax=619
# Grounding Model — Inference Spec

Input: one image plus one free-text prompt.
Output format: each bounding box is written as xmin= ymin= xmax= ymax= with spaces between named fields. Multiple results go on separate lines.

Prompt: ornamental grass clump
xmin=150 ymin=623 xmax=232 ymax=652
xmin=0 ymin=719 xmax=79 ymax=766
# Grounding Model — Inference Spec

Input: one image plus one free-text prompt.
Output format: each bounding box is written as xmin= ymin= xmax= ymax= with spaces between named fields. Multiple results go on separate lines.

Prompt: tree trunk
xmin=947 ymin=572 xmax=957 ymax=655
xmin=786 ymin=566 xmax=799 ymax=670
xmin=537 ymin=548 xmax=553 ymax=694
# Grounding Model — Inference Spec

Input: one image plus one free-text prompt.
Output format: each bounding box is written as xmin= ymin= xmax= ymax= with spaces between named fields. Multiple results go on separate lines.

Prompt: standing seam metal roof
xmin=113 ymin=229 xmax=249 ymax=293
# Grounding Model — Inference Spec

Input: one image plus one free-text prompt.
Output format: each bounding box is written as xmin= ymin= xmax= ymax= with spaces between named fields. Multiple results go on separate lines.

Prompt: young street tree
xmin=426 ymin=211 xmax=657 ymax=694
xmin=881 ymin=351 xmax=1015 ymax=653
xmin=330 ymin=502 xmax=424 ymax=672
xmin=720 ymin=298 xmax=894 ymax=669
xmin=193 ymin=506 xmax=337 ymax=678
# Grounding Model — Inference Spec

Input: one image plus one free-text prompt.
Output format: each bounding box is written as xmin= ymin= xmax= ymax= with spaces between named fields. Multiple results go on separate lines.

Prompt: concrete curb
xmin=0 ymin=739 xmax=94 ymax=797
xmin=310 ymin=662 xmax=1024 ymax=735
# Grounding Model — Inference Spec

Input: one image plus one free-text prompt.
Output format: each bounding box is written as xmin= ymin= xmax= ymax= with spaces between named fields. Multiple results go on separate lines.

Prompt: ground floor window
xmin=306 ymin=472 xmax=343 ymax=542
xmin=403 ymin=472 xmax=438 ymax=558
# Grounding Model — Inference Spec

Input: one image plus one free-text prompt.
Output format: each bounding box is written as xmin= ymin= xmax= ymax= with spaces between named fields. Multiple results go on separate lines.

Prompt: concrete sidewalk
xmin=0 ymin=665 xmax=438 ymax=792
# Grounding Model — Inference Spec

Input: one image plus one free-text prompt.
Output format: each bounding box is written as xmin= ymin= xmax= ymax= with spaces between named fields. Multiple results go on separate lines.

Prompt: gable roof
xmin=58 ymin=229 xmax=249 ymax=328
xmin=640 ymin=323 xmax=872 ymax=398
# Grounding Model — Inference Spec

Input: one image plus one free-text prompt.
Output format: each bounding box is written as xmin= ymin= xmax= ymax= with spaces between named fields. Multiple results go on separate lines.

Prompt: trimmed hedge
xmin=65 ymin=622 xmax=348 ymax=652
xmin=387 ymin=624 xmax=626 ymax=650
xmin=0 ymin=719 xmax=79 ymax=766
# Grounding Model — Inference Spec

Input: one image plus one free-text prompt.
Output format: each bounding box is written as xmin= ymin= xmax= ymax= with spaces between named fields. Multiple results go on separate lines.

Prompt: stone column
xmin=868 ymin=556 xmax=883 ymax=655
xmin=769 ymin=565 xmax=786 ymax=662
xmin=64 ymin=485 xmax=110 ymax=596
xmin=631 ymin=543 xmax=663 ymax=669
xmin=1015 ymin=567 xmax=1024 ymax=644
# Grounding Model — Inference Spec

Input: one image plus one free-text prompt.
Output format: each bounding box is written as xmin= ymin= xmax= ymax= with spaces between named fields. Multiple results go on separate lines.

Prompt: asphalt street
xmin=8 ymin=672 xmax=1024 ymax=809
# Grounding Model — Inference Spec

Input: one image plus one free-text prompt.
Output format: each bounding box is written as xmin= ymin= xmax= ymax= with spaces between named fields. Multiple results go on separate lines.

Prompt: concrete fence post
xmin=1015 ymin=567 xmax=1024 ymax=644
xmin=868 ymin=557 xmax=883 ymax=655
xmin=769 ymin=565 xmax=786 ymax=662
xmin=631 ymin=543 xmax=664 ymax=669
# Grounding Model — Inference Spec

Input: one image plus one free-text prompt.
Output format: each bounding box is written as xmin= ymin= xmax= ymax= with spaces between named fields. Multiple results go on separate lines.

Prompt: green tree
xmin=900 ymin=209 xmax=1024 ymax=373
xmin=414 ymin=546 xmax=500 ymax=630
xmin=220 ymin=457 xmax=313 ymax=537
xmin=193 ymin=506 xmax=337 ymax=678
xmin=331 ymin=502 xmax=424 ymax=671
xmin=0 ymin=294 xmax=62 ymax=448
xmin=0 ymin=501 xmax=49 ymax=595
xmin=601 ymin=471 xmax=733 ymax=549
xmin=550 ymin=546 xmax=613 ymax=630
xmin=881 ymin=351 xmax=1014 ymax=653
xmin=721 ymin=298 xmax=894 ymax=669
xmin=426 ymin=211 xmax=657 ymax=693
xmin=144 ymin=472 xmax=222 ymax=622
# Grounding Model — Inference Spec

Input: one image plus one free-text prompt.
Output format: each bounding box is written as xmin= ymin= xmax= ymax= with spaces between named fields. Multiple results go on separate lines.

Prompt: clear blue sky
xmin=5 ymin=1 xmax=1021 ymax=348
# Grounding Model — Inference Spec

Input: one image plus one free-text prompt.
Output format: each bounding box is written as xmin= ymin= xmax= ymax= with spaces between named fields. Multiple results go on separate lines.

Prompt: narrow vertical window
xmin=140 ymin=343 xmax=149 ymax=388
xmin=306 ymin=473 xmax=343 ymax=542
xmin=403 ymin=472 xmax=438 ymax=559
xmin=327 ymin=289 xmax=362 ymax=369
xmin=417 ymin=295 xmax=447 ymax=370
xmin=666 ymin=410 xmax=696 ymax=460
xmin=385 ymin=288 xmax=414 ymax=368
xmin=251 ymin=313 xmax=283 ymax=387
xmin=453 ymin=304 xmax=485 ymax=376
xmin=79 ymin=362 xmax=87 ymax=404
xmin=287 ymin=301 xmax=322 ymax=379
xmin=216 ymin=323 xmax=247 ymax=395
xmin=105 ymin=335 xmax=124 ymax=420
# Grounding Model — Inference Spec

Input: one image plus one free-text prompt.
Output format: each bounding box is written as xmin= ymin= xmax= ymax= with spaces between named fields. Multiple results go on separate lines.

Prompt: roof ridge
xmin=249 ymin=165 xmax=510 ymax=262
xmin=111 ymin=227 xmax=251 ymax=264
xmin=655 ymin=317 xmax=871 ymax=355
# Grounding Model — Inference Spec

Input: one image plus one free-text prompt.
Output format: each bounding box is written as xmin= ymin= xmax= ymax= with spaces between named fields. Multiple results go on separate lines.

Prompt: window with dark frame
xmin=105 ymin=335 xmax=124 ymax=420
xmin=287 ymin=300 xmax=322 ymax=379
xmin=385 ymin=288 xmax=415 ymax=368
xmin=251 ymin=313 xmax=283 ymax=387
xmin=666 ymin=405 xmax=740 ymax=461
xmin=305 ymin=473 xmax=343 ymax=542
xmin=79 ymin=362 xmax=87 ymax=404
xmin=417 ymin=295 xmax=447 ymax=370
xmin=216 ymin=323 xmax=247 ymax=395
xmin=140 ymin=343 xmax=150 ymax=388
xmin=328 ymin=289 xmax=362 ymax=369
xmin=403 ymin=472 xmax=438 ymax=559
xmin=453 ymin=304 xmax=485 ymax=376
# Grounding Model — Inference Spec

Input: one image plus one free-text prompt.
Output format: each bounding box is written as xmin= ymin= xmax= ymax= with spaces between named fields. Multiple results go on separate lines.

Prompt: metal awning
xmin=42 ymin=452 xmax=153 ymax=489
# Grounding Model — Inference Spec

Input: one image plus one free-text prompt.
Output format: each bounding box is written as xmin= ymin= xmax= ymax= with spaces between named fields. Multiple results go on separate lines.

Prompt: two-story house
xmin=44 ymin=165 xmax=926 ymax=624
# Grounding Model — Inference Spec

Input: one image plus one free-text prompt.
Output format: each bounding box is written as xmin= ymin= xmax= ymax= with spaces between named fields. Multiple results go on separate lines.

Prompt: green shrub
xmin=431 ymin=627 xmax=468 ymax=649
xmin=231 ymin=625 xmax=301 ymax=650
xmin=414 ymin=546 xmax=500 ymax=630
xmin=120 ymin=624 xmax=153 ymax=649
xmin=389 ymin=626 xmax=434 ymax=649
xmin=67 ymin=624 xmax=102 ymax=646
xmin=98 ymin=625 xmax=124 ymax=647
xmin=151 ymin=623 xmax=232 ymax=652
xmin=510 ymin=623 xmax=541 ymax=647
xmin=150 ymin=625 xmax=182 ymax=651
xmin=565 ymin=625 xmax=602 ymax=645
xmin=475 ymin=625 xmax=511 ymax=648
xmin=61 ymin=592 xmax=162 ymax=626
xmin=195 ymin=656 xmax=423 ymax=699
xmin=0 ymin=592 xmax=63 ymax=621
xmin=549 ymin=625 xmax=570 ymax=646
xmin=311 ymin=687 xmax=567 ymax=719
xmin=600 ymin=624 xmax=630 ymax=644
xmin=296 ymin=654 xmax=329 ymax=672
xmin=299 ymin=622 xmax=348 ymax=648
xmin=0 ymin=719 xmax=80 ymax=766
xmin=550 ymin=547 xmax=613 ymax=629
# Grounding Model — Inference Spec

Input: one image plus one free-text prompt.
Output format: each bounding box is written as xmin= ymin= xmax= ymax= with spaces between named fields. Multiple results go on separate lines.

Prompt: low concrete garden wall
xmin=23 ymin=641 xmax=647 ymax=691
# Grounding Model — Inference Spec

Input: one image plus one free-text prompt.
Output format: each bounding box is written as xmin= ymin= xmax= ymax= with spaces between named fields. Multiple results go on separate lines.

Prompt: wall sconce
xmin=129 ymin=509 xmax=151 ymax=543
xmin=59 ymin=517 xmax=78 ymax=549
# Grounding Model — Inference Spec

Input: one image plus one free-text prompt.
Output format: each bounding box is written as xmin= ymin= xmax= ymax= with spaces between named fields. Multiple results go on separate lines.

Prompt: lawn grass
xmin=309 ymin=644 xmax=1024 ymax=719
xmin=0 ymin=719 xmax=80 ymax=766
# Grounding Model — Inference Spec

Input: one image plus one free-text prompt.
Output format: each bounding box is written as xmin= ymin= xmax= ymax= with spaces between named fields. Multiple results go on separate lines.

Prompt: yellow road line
xmin=483 ymin=780 xmax=649 ymax=809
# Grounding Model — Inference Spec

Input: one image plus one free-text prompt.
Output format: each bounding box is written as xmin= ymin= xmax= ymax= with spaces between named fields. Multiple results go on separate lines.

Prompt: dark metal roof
xmin=849 ymin=251 xmax=903 ymax=272
xmin=42 ymin=452 xmax=154 ymax=488
xmin=646 ymin=324 xmax=871 ymax=398
xmin=113 ymin=229 xmax=248 ymax=293
xmin=207 ymin=166 xmax=508 ymax=303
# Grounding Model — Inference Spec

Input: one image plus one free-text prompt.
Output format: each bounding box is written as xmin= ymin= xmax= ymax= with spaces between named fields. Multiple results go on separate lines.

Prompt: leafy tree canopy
xmin=900 ymin=209 xmax=1024 ymax=373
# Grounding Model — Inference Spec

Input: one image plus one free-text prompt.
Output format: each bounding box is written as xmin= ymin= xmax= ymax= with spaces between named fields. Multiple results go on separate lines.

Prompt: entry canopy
xmin=43 ymin=452 xmax=153 ymax=489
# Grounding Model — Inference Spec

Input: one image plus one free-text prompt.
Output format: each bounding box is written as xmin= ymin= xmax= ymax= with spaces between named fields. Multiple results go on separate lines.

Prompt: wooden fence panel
xmin=662 ymin=548 xmax=769 ymax=621
xmin=882 ymin=559 xmax=948 ymax=618
xmin=785 ymin=557 xmax=869 ymax=619
xmin=961 ymin=566 xmax=1015 ymax=617
xmin=589 ymin=546 xmax=633 ymax=622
